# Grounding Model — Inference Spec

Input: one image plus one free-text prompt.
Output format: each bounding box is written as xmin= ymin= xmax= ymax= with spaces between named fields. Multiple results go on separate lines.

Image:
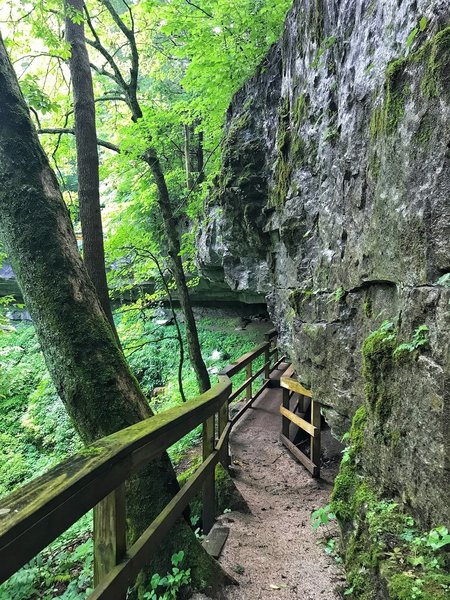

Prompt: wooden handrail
xmin=0 ymin=329 xmax=283 ymax=596
xmin=219 ymin=342 xmax=269 ymax=377
xmin=228 ymin=359 xmax=270 ymax=403
xmin=280 ymin=375 xmax=312 ymax=398
xmin=279 ymin=371 xmax=320 ymax=478
xmin=264 ymin=328 xmax=278 ymax=342
xmin=0 ymin=378 xmax=231 ymax=583
xmin=90 ymin=423 xmax=233 ymax=600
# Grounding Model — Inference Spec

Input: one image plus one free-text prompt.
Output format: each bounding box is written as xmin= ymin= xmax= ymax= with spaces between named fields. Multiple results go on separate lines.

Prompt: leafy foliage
xmin=393 ymin=325 xmax=430 ymax=358
xmin=311 ymin=504 xmax=336 ymax=530
xmin=143 ymin=551 xmax=191 ymax=600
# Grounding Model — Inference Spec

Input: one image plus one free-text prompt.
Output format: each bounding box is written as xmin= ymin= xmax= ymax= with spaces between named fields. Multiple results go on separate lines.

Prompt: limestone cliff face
xmin=199 ymin=0 xmax=450 ymax=526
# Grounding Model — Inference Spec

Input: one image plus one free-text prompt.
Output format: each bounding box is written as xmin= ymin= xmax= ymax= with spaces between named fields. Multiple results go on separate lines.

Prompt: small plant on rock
xmin=394 ymin=325 xmax=429 ymax=358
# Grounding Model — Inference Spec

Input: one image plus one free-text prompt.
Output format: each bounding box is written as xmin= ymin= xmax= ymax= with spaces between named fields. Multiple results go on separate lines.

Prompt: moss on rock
xmin=362 ymin=321 xmax=397 ymax=424
xmin=370 ymin=26 xmax=450 ymax=138
xmin=330 ymin=323 xmax=450 ymax=600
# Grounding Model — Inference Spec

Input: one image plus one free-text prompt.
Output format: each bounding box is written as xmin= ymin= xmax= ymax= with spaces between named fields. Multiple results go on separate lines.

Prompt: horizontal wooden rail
xmin=0 ymin=379 xmax=231 ymax=583
xmin=230 ymin=379 xmax=271 ymax=426
xmin=280 ymin=376 xmax=313 ymax=398
xmin=228 ymin=359 xmax=271 ymax=403
xmin=279 ymin=406 xmax=318 ymax=437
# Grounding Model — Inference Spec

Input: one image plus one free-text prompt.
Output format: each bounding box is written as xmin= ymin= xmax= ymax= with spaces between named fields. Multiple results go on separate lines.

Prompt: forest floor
xmin=196 ymin=388 xmax=345 ymax=600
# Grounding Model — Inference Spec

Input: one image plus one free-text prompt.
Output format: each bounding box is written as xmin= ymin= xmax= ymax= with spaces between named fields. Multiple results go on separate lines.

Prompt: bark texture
xmin=65 ymin=0 xmax=117 ymax=338
xmin=0 ymin=34 xmax=224 ymax=595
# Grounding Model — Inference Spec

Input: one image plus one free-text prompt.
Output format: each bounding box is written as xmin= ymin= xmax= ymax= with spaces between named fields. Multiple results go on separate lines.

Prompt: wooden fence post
xmin=202 ymin=415 xmax=216 ymax=533
xmin=264 ymin=345 xmax=270 ymax=379
xmin=282 ymin=387 xmax=290 ymax=440
xmin=311 ymin=399 xmax=321 ymax=478
xmin=246 ymin=363 xmax=252 ymax=401
xmin=218 ymin=394 xmax=230 ymax=467
xmin=94 ymin=484 xmax=126 ymax=593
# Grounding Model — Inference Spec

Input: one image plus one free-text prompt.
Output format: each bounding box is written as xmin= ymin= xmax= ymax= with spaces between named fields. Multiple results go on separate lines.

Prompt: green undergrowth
xmin=0 ymin=309 xmax=264 ymax=599
xmin=329 ymin=322 xmax=449 ymax=600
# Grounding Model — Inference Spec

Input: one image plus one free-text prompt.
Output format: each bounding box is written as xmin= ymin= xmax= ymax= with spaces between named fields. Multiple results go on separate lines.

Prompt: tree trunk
xmin=65 ymin=0 xmax=118 ymax=340
xmin=144 ymin=149 xmax=211 ymax=393
xmin=0 ymin=34 xmax=224 ymax=595
xmin=197 ymin=128 xmax=205 ymax=184
xmin=184 ymin=123 xmax=193 ymax=190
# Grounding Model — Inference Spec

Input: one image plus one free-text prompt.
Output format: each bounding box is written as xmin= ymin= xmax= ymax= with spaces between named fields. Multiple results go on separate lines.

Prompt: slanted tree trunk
xmin=65 ymin=0 xmax=118 ymax=340
xmin=184 ymin=123 xmax=193 ymax=190
xmin=144 ymin=149 xmax=211 ymax=393
xmin=0 ymin=34 xmax=224 ymax=595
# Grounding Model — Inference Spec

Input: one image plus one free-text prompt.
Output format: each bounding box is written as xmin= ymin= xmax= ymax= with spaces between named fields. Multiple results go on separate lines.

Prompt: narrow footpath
xmin=215 ymin=387 xmax=344 ymax=599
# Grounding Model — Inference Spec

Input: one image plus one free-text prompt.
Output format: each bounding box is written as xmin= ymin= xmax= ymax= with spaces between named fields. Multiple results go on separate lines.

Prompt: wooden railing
xmin=0 ymin=332 xmax=282 ymax=599
xmin=280 ymin=365 xmax=320 ymax=478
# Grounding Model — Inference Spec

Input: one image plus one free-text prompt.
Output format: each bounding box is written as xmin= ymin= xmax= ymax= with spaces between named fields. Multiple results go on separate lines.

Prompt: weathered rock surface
xmin=198 ymin=0 xmax=450 ymax=527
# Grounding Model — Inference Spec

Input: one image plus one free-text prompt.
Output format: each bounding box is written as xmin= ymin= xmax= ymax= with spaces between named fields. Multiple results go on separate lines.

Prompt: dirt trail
xmin=214 ymin=388 xmax=344 ymax=600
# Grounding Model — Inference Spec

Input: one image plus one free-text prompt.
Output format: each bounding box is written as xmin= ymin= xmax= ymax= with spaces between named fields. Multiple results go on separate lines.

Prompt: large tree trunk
xmin=65 ymin=0 xmax=118 ymax=340
xmin=0 ymin=34 xmax=224 ymax=595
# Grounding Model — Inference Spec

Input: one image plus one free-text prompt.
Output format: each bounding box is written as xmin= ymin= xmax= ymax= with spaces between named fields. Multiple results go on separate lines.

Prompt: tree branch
xmin=99 ymin=0 xmax=140 ymax=118
xmin=37 ymin=128 xmax=121 ymax=153
xmin=185 ymin=0 xmax=214 ymax=19
xmin=84 ymin=5 xmax=129 ymax=92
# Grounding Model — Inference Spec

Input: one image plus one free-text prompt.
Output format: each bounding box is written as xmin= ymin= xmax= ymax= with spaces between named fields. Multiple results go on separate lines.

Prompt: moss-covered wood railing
xmin=0 ymin=332 xmax=281 ymax=599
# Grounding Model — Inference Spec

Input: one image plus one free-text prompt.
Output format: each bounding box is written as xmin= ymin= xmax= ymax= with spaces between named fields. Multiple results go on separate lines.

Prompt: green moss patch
xmin=370 ymin=26 xmax=450 ymax=138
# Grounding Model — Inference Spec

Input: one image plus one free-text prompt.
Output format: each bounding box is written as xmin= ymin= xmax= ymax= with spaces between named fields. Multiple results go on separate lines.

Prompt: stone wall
xmin=198 ymin=0 xmax=450 ymax=527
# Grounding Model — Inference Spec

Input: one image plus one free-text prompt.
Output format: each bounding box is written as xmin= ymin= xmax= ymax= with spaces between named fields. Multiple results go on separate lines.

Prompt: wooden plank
xmin=310 ymin=399 xmax=321 ymax=478
xmin=89 ymin=423 xmax=232 ymax=600
xmin=230 ymin=379 xmax=271 ymax=426
xmin=94 ymin=485 xmax=126 ymax=589
xmin=202 ymin=526 xmax=229 ymax=558
xmin=280 ymin=376 xmax=313 ymax=398
xmin=229 ymin=375 xmax=254 ymax=403
xmin=280 ymin=434 xmax=319 ymax=477
xmin=279 ymin=406 xmax=317 ymax=437
xmin=0 ymin=378 xmax=231 ymax=583
xmin=202 ymin=416 xmax=215 ymax=534
xmin=219 ymin=342 xmax=269 ymax=377
xmin=283 ymin=364 xmax=295 ymax=379
xmin=228 ymin=359 xmax=271 ymax=403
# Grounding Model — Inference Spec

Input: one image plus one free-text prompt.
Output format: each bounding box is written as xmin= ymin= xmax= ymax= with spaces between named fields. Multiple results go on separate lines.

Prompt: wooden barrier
xmin=280 ymin=373 xmax=320 ymax=478
xmin=0 ymin=332 xmax=283 ymax=598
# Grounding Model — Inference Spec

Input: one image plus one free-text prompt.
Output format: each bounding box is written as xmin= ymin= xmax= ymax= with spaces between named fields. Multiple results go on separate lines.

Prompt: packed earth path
xmin=196 ymin=386 xmax=345 ymax=600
